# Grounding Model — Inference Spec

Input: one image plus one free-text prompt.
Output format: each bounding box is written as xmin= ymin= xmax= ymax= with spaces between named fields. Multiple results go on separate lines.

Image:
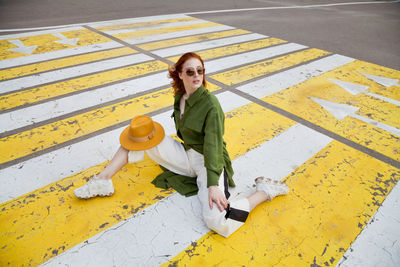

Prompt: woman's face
xmin=178 ymin=57 xmax=204 ymax=93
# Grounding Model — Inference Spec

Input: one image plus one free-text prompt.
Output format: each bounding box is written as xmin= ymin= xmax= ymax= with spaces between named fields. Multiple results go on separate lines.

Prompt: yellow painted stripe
xmin=0 ymin=102 xmax=296 ymax=266
xmin=0 ymin=83 xmax=219 ymax=165
xmin=0 ymin=47 xmax=137 ymax=80
xmin=263 ymin=59 xmax=400 ymax=161
xmin=0 ymin=29 xmax=112 ymax=61
xmin=114 ymin=22 xmax=222 ymax=40
xmin=97 ymin=17 xmax=198 ymax=32
xmin=137 ymin=29 xmax=251 ymax=51
xmin=0 ymin=60 xmax=168 ymax=112
xmin=211 ymin=48 xmax=331 ymax=85
xmin=167 ymin=37 xmax=287 ymax=62
xmin=166 ymin=140 xmax=400 ymax=266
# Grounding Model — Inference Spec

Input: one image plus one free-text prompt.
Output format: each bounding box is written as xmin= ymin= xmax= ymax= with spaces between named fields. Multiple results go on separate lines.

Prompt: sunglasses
xmin=184 ymin=67 xmax=205 ymax=76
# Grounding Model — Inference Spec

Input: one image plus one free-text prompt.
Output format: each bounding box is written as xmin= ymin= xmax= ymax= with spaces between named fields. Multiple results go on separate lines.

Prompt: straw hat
xmin=119 ymin=115 xmax=165 ymax=151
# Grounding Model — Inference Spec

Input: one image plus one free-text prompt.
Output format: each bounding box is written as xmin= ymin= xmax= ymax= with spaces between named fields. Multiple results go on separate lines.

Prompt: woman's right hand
xmin=208 ymin=185 xmax=228 ymax=212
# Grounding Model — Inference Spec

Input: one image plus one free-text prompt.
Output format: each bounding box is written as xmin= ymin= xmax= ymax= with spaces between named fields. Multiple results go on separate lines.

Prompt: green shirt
xmin=172 ymin=85 xmax=235 ymax=188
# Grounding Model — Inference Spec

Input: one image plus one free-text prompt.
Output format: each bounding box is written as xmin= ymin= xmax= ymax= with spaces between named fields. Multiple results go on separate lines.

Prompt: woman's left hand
xmin=208 ymin=185 xmax=228 ymax=212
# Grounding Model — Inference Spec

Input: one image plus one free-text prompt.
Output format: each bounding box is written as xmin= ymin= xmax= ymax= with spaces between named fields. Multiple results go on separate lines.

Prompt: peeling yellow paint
xmin=263 ymin=59 xmax=400 ymax=161
xmin=137 ymin=29 xmax=251 ymax=51
xmin=211 ymin=48 xmax=331 ymax=85
xmin=0 ymin=102 xmax=295 ymax=266
xmin=114 ymin=22 xmax=222 ymax=40
xmin=0 ymin=60 xmax=168 ymax=111
xmin=0 ymin=29 xmax=112 ymax=61
xmin=165 ymin=141 xmax=400 ymax=266
xmin=0 ymin=47 xmax=137 ymax=80
xmin=167 ymin=38 xmax=287 ymax=63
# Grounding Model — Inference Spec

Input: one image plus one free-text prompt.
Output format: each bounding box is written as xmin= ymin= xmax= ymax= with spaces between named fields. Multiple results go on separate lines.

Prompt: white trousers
xmin=128 ymin=136 xmax=250 ymax=238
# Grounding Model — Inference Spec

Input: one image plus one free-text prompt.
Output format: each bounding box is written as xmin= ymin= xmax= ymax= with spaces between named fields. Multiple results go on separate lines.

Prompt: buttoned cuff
xmin=206 ymin=169 xmax=220 ymax=187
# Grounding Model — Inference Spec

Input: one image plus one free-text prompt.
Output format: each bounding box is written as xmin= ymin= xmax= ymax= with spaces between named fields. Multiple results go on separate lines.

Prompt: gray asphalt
xmin=0 ymin=0 xmax=399 ymax=69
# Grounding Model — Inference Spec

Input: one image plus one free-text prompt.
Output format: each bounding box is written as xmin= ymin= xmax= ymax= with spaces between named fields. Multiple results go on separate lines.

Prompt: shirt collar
xmin=186 ymin=85 xmax=206 ymax=107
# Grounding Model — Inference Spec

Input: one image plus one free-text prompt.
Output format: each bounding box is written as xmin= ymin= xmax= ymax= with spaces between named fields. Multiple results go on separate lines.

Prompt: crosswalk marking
xmin=166 ymin=140 xmax=400 ymax=266
xmin=0 ymin=85 xmax=173 ymax=165
xmin=124 ymin=25 xmax=235 ymax=45
xmin=0 ymin=72 xmax=169 ymax=133
xmin=97 ymin=16 xmax=198 ymax=33
xmin=137 ymin=29 xmax=250 ymax=51
xmin=0 ymin=60 xmax=167 ymax=111
xmin=44 ymin=123 xmax=329 ymax=266
xmin=0 ymin=47 xmax=136 ymax=80
xmin=113 ymin=22 xmax=222 ymax=40
xmin=261 ymin=59 xmax=400 ymax=161
xmin=0 ymin=29 xmax=113 ymax=61
xmin=210 ymin=48 xmax=331 ymax=85
xmin=0 ymin=94 xmax=293 ymax=266
xmin=0 ymin=13 xmax=399 ymax=267
xmin=236 ymin=54 xmax=354 ymax=98
xmin=0 ymin=53 xmax=147 ymax=94
xmin=167 ymin=37 xmax=286 ymax=62
xmin=152 ymin=33 xmax=265 ymax=57
xmin=104 ymin=18 xmax=208 ymax=35
xmin=0 ymin=42 xmax=123 ymax=69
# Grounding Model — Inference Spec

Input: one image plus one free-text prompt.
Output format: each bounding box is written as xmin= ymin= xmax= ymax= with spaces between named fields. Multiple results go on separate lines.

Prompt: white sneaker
xmin=255 ymin=177 xmax=289 ymax=200
xmin=74 ymin=175 xmax=114 ymax=199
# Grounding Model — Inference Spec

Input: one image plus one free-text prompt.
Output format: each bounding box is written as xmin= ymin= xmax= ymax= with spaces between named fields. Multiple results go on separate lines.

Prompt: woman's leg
xmin=97 ymin=146 xmax=129 ymax=180
xmin=74 ymin=146 xmax=129 ymax=198
xmin=247 ymin=191 xmax=270 ymax=211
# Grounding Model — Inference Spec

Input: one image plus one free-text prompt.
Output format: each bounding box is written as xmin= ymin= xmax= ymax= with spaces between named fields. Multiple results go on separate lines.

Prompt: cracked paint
xmin=0 ymin=99 xmax=295 ymax=266
xmin=137 ymin=28 xmax=250 ymax=51
xmin=0 ymin=47 xmax=137 ymax=80
xmin=0 ymin=29 xmax=112 ymax=61
xmin=164 ymin=141 xmax=400 ymax=266
xmin=167 ymin=37 xmax=286 ymax=63
xmin=0 ymin=60 xmax=168 ymax=112
xmin=211 ymin=48 xmax=331 ymax=86
xmin=113 ymin=22 xmax=222 ymax=40
xmin=263 ymin=59 xmax=400 ymax=161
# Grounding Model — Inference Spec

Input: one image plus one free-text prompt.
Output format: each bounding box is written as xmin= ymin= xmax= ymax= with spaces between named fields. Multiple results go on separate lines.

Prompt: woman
xmin=74 ymin=52 xmax=289 ymax=237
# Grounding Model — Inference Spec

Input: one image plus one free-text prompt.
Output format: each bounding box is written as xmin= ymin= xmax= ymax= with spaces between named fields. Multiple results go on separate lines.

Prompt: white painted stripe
xmin=0 ymin=26 xmax=85 ymax=40
xmin=0 ymin=72 xmax=169 ymax=133
xmin=236 ymin=54 xmax=355 ymax=99
xmin=353 ymin=114 xmax=400 ymax=137
xmin=89 ymin=14 xmax=190 ymax=29
xmin=0 ymin=54 xmax=153 ymax=94
xmin=104 ymin=19 xmax=207 ymax=35
xmin=124 ymin=25 xmax=234 ymax=45
xmin=0 ymin=92 xmax=249 ymax=204
xmin=0 ymin=42 xmax=122 ymax=69
xmin=205 ymin=43 xmax=307 ymax=74
xmin=152 ymin=33 xmax=266 ymax=57
xmin=338 ymin=179 xmax=400 ymax=267
xmin=42 ymin=123 xmax=332 ymax=266
xmin=367 ymin=92 xmax=400 ymax=106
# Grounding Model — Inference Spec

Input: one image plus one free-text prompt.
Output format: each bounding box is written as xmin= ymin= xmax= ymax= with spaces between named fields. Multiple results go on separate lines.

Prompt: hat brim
xmin=119 ymin=121 xmax=165 ymax=151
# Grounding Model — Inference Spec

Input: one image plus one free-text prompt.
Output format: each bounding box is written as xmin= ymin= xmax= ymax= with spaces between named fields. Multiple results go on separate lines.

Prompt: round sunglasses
xmin=184 ymin=67 xmax=205 ymax=76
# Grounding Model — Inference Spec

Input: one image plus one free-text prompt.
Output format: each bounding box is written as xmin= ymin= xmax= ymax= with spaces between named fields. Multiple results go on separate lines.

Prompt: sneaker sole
xmin=75 ymin=192 xmax=114 ymax=199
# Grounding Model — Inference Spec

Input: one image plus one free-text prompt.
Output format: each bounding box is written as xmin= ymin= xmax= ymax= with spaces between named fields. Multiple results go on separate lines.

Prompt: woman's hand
xmin=208 ymin=185 xmax=228 ymax=212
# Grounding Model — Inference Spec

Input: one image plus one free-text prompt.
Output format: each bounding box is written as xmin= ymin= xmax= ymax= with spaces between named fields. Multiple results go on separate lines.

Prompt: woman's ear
xmin=178 ymin=71 xmax=183 ymax=80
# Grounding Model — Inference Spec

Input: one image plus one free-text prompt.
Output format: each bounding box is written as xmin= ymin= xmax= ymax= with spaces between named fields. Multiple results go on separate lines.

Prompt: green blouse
xmin=151 ymin=85 xmax=235 ymax=196
xmin=172 ymin=85 xmax=235 ymax=188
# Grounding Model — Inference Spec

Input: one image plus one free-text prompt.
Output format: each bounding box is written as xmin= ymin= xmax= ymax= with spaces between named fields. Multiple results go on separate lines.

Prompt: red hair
xmin=168 ymin=52 xmax=207 ymax=95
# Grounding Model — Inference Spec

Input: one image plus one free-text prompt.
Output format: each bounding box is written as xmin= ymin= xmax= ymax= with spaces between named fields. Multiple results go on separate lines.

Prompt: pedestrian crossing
xmin=0 ymin=13 xmax=399 ymax=266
